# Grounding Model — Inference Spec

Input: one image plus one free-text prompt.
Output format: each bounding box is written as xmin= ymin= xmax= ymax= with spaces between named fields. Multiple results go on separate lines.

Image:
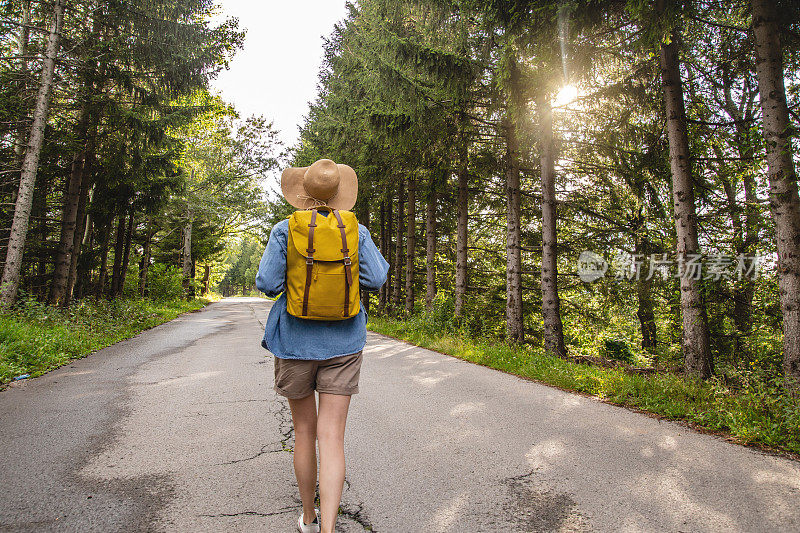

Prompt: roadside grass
xmin=0 ymin=297 xmax=209 ymax=386
xmin=367 ymin=315 xmax=800 ymax=457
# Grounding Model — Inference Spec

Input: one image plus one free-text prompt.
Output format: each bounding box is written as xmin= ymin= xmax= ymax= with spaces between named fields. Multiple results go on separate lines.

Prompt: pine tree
xmin=751 ymin=0 xmax=800 ymax=387
xmin=0 ymin=0 xmax=66 ymax=308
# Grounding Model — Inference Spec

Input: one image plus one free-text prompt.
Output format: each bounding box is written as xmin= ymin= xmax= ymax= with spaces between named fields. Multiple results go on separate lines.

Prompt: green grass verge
xmin=0 ymin=297 xmax=209 ymax=385
xmin=368 ymin=316 xmax=800 ymax=457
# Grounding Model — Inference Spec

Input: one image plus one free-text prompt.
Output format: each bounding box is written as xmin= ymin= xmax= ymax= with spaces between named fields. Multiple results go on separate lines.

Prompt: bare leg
xmin=288 ymin=393 xmax=318 ymax=525
xmin=317 ymin=392 xmax=351 ymax=533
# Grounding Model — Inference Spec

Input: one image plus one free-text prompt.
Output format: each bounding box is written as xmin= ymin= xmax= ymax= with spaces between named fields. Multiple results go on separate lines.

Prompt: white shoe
xmin=297 ymin=508 xmax=320 ymax=533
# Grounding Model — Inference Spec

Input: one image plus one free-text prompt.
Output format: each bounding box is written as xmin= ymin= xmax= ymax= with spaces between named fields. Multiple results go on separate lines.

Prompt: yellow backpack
xmin=285 ymin=207 xmax=360 ymax=320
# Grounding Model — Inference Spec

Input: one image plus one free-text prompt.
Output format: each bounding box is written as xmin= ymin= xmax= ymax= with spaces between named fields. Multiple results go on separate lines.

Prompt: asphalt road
xmin=1 ymin=297 xmax=799 ymax=532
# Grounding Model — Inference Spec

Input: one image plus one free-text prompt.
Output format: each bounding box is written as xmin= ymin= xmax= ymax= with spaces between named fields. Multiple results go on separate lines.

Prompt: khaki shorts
xmin=273 ymin=351 xmax=363 ymax=399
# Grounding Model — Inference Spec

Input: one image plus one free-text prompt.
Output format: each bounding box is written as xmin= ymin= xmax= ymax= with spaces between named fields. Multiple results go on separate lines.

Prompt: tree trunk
xmin=540 ymin=98 xmax=567 ymax=359
xmin=13 ymin=0 xmax=32 ymax=168
xmin=505 ymin=115 xmax=524 ymax=343
xmin=378 ymin=201 xmax=387 ymax=312
xmin=50 ymin=106 xmax=92 ymax=305
xmin=0 ymin=0 xmax=66 ymax=308
xmin=635 ymin=231 xmax=657 ymax=352
xmin=455 ymin=146 xmax=469 ymax=318
xmin=386 ymin=198 xmax=394 ymax=311
xmin=64 ymin=177 xmax=91 ymax=307
xmin=659 ymin=18 xmax=713 ymax=377
xmin=201 ymin=265 xmax=210 ymax=296
xmin=97 ymin=223 xmax=110 ymax=296
xmin=637 ymin=275 xmax=657 ymax=352
xmin=425 ymin=175 xmax=438 ymax=311
xmin=33 ymin=174 xmax=49 ymax=289
xmin=720 ymin=166 xmax=756 ymax=357
xmin=183 ymin=201 xmax=193 ymax=299
xmin=118 ymin=210 xmax=134 ymax=296
xmin=752 ymin=0 xmax=800 ymax=386
xmin=405 ymin=175 xmax=416 ymax=315
xmin=735 ymin=167 xmax=758 ymax=339
xmin=110 ymin=214 xmax=126 ymax=297
xmin=74 ymin=209 xmax=93 ymax=300
xmin=392 ymin=179 xmax=405 ymax=310
xmin=720 ymin=67 xmax=759 ymax=357
xmin=139 ymin=218 xmax=154 ymax=297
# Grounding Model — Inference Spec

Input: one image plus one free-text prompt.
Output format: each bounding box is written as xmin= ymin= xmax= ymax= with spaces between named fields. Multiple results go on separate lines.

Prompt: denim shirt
xmin=255 ymin=213 xmax=390 ymax=360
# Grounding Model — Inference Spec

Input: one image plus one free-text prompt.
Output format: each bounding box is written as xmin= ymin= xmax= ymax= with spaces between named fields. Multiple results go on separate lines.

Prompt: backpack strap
xmin=332 ymin=209 xmax=352 ymax=317
xmin=302 ymin=209 xmax=318 ymax=316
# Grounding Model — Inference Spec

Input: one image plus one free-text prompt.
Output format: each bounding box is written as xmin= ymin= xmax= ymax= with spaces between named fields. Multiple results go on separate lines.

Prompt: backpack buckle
xmin=343 ymin=257 xmax=352 ymax=266
xmin=306 ymin=257 xmax=314 ymax=265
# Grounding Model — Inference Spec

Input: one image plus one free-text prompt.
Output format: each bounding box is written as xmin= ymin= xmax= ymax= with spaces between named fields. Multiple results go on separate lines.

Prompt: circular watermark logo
xmin=577 ymin=251 xmax=608 ymax=282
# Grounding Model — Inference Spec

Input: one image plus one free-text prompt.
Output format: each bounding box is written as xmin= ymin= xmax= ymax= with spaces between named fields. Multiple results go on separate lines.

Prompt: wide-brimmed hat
xmin=280 ymin=159 xmax=358 ymax=211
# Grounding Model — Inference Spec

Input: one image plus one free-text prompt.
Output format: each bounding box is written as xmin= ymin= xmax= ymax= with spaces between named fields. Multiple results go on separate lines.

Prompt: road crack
xmin=339 ymin=499 xmax=376 ymax=531
xmin=201 ymin=506 xmax=295 ymax=518
xmin=249 ymin=304 xmax=266 ymax=328
xmin=274 ymin=397 xmax=294 ymax=452
xmin=217 ymin=443 xmax=274 ymax=465
xmin=216 ymin=397 xmax=293 ymax=465
xmin=201 ymin=398 xmax=270 ymax=405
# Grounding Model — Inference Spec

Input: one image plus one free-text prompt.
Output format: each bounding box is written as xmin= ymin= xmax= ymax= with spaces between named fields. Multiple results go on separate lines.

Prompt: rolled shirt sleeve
xmin=255 ymin=220 xmax=288 ymax=298
xmin=358 ymin=223 xmax=390 ymax=291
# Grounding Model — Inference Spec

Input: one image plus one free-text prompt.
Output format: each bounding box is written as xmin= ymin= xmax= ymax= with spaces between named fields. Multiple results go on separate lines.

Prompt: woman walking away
xmin=255 ymin=159 xmax=389 ymax=533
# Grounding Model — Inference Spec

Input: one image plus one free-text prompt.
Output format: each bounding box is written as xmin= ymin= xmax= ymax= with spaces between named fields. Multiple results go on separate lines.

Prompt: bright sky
xmin=211 ymin=1 xmax=350 ymax=150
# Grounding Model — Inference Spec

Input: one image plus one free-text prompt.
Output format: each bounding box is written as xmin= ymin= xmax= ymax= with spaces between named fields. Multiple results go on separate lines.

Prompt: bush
xmin=122 ymin=262 xmax=140 ymax=298
xmin=417 ymin=292 xmax=459 ymax=334
xmin=601 ymin=338 xmax=636 ymax=364
xmin=147 ymin=263 xmax=185 ymax=302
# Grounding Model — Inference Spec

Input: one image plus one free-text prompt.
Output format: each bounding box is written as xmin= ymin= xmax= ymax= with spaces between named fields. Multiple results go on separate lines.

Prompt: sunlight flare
xmin=555 ymin=84 xmax=579 ymax=107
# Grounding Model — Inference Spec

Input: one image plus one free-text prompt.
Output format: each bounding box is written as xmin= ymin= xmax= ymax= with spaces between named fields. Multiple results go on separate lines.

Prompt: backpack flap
xmin=288 ymin=209 xmax=358 ymax=262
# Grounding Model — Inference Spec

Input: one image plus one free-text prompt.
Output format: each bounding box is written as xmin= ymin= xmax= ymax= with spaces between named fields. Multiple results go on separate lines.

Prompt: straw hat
xmin=280 ymin=159 xmax=358 ymax=211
